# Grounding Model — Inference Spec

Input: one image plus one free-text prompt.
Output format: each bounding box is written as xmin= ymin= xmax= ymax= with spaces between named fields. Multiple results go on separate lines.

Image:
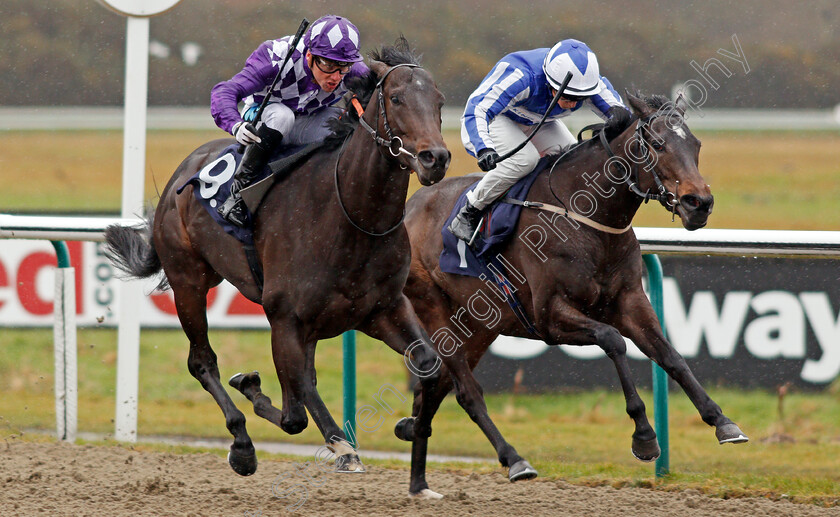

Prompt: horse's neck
xmin=537 ymin=127 xmax=643 ymax=230
xmin=334 ymin=127 xmax=409 ymax=233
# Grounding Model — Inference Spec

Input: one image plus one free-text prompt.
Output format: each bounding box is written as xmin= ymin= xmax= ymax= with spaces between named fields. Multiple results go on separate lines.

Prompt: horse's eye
xmin=390 ymin=95 xmax=401 ymax=105
xmin=651 ymin=141 xmax=664 ymax=152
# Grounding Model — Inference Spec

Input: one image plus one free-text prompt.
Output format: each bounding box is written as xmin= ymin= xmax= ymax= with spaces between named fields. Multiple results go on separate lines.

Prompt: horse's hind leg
xmin=171 ymin=277 xmax=258 ymax=476
xmin=615 ymin=290 xmax=748 ymax=444
xmin=546 ymin=303 xmax=660 ymax=461
xmin=227 ymin=371 xmax=284 ymax=427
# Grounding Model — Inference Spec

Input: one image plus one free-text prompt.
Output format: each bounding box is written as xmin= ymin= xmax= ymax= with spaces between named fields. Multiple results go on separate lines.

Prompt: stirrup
xmin=217 ymin=194 xmax=249 ymax=227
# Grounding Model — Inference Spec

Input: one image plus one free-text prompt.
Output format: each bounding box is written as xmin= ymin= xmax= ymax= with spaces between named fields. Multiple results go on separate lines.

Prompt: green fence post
xmin=643 ymin=254 xmax=670 ymax=478
xmin=342 ymin=330 xmax=357 ymax=445
xmin=51 ymin=241 xmax=71 ymax=268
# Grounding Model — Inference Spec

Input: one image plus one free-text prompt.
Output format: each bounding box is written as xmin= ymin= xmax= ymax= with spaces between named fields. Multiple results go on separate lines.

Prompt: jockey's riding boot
xmin=218 ymin=125 xmax=283 ymax=228
xmin=448 ymin=200 xmax=485 ymax=243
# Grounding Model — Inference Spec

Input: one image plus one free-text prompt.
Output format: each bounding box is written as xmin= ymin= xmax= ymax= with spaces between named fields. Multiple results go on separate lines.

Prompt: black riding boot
xmin=218 ymin=125 xmax=283 ymax=228
xmin=448 ymin=200 xmax=485 ymax=243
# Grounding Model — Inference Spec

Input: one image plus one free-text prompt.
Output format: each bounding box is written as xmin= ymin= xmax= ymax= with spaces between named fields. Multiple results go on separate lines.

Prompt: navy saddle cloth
xmin=439 ymin=155 xmax=555 ymax=278
xmin=176 ymin=142 xmax=306 ymax=245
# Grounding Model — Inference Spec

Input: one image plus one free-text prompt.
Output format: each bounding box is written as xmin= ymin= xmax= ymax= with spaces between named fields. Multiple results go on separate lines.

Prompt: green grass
xmin=2 ymin=328 xmax=839 ymax=506
xmin=3 ymin=129 xmax=840 ymax=230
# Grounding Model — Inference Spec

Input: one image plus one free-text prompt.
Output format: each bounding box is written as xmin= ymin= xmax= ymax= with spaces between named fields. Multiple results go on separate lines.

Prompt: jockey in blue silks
xmin=450 ymin=39 xmax=627 ymax=242
xmin=211 ymin=15 xmax=369 ymax=228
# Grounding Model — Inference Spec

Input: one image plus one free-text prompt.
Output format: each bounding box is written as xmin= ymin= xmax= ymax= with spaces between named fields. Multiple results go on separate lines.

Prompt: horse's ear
xmin=673 ymin=92 xmax=688 ymax=115
xmin=369 ymin=59 xmax=388 ymax=80
xmin=624 ymin=91 xmax=650 ymax=117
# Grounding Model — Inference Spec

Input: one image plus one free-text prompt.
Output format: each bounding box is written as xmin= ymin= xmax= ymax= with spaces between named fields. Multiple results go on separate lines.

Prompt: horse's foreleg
xmin=442 ymin=350 xmax=538 ymax=478
xmin=615 ymin=291 xmax=749 ymax=444
xmin=301 ymin=340 xmax=365 ymax=473
xmin=359 ymin=295 xmax=445 ymax=498
xmin=265 ymin=319 xmax=309 ymax=436
xmin=228 ymin=338 xmax=361 ymax=472
xmin=546 ymin=302 xmax=659 ymax=461
xmin=174 ymin=285 xmax=257 ymax=476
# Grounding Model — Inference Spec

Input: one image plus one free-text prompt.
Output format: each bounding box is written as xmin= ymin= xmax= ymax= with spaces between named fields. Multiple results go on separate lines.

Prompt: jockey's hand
xmin=477 ymin=148 xmax=500 ymax=172
xmin=233 ymin=122 xmax=261 ymax=146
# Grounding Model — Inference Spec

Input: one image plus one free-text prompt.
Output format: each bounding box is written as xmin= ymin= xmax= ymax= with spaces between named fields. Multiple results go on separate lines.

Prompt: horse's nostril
xmin=682 ymin=195 xmax=700 ymax=210
xmin=418 ymin=148 xmax=450 ymax=169
xmin=681 ymin=194 xmax=713 ymax=213
xmin=418 ymin=150 xmax=435 ymax=167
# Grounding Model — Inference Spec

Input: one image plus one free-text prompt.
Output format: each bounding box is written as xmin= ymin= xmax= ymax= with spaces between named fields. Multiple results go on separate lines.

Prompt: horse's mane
xmin=322 ymin=37 xmax=421 ymax=149
xmin=549 ymin=91 xmax=673 ymax=162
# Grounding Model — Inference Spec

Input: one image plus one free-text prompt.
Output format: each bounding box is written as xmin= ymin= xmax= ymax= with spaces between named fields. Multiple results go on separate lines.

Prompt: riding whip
xmin=237 ymin=18 xmax=310 ymax=152
xmin=495 ymin=71 xmax=573 ymax=164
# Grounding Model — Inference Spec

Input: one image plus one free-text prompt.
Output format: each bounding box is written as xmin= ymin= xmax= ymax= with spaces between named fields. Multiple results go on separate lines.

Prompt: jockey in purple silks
xmin=211 ymin=15 xmax=369 ymax=227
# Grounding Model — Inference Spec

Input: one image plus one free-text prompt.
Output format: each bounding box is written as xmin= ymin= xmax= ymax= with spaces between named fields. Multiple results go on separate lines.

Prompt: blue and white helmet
xmin=543 ymin=39 xmax=602 ymax=96
xmin=304 ymin=15 xmax=363 ymax=63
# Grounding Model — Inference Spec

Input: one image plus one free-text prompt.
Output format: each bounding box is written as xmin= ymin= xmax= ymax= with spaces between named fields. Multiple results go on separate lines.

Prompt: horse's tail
xmin=103 ymin=212 xmax=169 ymax=291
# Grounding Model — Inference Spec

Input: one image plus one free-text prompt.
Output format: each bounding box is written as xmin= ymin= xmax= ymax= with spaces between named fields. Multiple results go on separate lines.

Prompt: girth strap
xmin=243 ymin=243 xmax=264 ymax=294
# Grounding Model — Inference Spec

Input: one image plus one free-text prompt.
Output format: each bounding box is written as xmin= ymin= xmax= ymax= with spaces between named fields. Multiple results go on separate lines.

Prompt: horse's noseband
xmin=355 ymin=63 xmax=421 ymax=168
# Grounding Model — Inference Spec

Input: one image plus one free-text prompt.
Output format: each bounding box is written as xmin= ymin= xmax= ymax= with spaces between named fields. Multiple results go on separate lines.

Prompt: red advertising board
xmin=0 ymin=240 xmax=266 ymax=328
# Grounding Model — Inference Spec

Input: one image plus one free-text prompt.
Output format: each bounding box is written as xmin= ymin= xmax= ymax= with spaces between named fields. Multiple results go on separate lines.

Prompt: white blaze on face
xmin=673 ymin=126 xmax=687 ymax=139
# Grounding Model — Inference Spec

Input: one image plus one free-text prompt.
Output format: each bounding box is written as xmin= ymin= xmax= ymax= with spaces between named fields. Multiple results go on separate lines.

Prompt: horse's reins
xmin=509 ymin=112 xmax=683 ymax=234
xmin=333 ymin=63 xmax=422 ymax=237
xmin=505 ymin=137 xmax=632 ymax=234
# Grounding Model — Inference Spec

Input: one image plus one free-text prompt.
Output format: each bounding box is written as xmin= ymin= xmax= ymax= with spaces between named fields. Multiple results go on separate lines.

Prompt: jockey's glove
xmin=477 ymin=148 xmax=500 ymax=172
xmin=233 ymin=121 xmax=262 ymax=146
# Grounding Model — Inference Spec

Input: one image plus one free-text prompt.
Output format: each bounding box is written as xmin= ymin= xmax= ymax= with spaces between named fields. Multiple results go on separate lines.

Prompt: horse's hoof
xmin=227 ymin=446 xmax=257 ymax=476
xmin=632 ymin=436 xmax=661 ymax=462
xmin=394 ymin=417 xmax=415 ymax=442
xmin=409 ymin=488 xmax=443 ymax=500
xmin=228 ymin=371 xmax=260 ymax=392
xmin=508 ymin=459 xmax=538 ymax=482
xmin=716 ymin=423 xmax=749 ymax=444
xmin=335 ymin=453 xmax=366 ymax=473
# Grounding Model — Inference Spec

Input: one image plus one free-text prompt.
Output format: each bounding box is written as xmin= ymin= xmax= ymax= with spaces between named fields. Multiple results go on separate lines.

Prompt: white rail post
xmin=96 ymin=0 xmax=182 ymax=444
xmin=113 ymin=14 xmax=149 ymax=443
xmin=52 ymin=244 xmax=77 ymax=443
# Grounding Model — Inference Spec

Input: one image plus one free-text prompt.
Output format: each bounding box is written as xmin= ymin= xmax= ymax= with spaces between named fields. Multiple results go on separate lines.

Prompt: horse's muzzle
xmin=416 ymin=147 xmax=451 ymax=185
xmin=677 ymin=193 xmax=714 ymax=230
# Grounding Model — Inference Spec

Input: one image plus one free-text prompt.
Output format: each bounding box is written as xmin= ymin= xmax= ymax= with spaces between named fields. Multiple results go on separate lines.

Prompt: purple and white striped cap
xmin=304 ymin=15 xmax=363 ymax=63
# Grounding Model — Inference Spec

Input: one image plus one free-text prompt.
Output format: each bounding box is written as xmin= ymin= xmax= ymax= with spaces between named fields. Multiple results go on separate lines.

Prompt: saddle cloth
xmin=176 ymin=142 xmax=305 ymax=245
xmin=439 ymin=155 xmax=554 ymax=278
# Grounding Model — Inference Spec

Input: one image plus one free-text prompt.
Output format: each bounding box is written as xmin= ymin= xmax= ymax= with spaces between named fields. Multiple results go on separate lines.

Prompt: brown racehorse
xmin=398 ymin=93 xmax=748 ymax=496
xmin=103 ymin=40 xmax=450 ymax=481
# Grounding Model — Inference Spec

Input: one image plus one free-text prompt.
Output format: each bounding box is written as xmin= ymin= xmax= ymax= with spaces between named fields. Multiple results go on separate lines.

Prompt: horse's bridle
xmin=334 ymin=63 xmax=423 ymax=237
xmin=599 ymin=114 xmax=679 ymax=211
xmin=355 ymin=63 xmax=421 ymax=167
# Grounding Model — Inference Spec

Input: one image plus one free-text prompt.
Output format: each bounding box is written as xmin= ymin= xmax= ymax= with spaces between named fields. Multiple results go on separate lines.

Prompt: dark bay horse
xmin=398 ymin=93 xmax=748 ymax=496
xmin=103 ymin=41 xmax=450 ymax=480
